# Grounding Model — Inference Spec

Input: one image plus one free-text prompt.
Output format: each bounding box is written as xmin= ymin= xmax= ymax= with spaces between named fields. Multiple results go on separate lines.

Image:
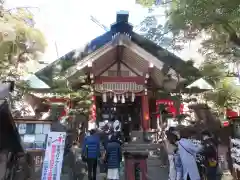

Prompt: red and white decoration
xmin=95 ymin=82 xmax=143 ymax=103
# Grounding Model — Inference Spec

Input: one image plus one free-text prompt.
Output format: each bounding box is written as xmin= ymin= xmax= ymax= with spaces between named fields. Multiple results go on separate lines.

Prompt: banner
xmin=41 ymin=131 xmax=66 ymax=180
xmin=156 ymin=99 xmax=184 ymax=118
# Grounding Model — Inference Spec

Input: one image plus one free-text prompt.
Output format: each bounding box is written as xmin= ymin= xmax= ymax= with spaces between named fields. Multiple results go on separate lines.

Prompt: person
xmin=201 ymin=130 xmax=218 ymax=180
xmin=82 ymin=129 xmax=101 ymax=180
xmin=177 ymin=129 xmax=202 ymax=180
xmin=174 ymin=148 xmax=183 ymax=180
xmin=123 ymin=117 xmax=131 ymax=142
xmin=113 ymin=118 xmax=121 ymax=133
xmin=105 ymin=135 xmax=122 ymax=180
xmin=165 ymin=127 xmax=178 ymax=180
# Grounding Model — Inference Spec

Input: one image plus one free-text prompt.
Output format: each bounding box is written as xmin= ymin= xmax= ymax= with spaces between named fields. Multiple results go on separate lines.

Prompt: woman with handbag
xmin=177 ymin=129 xmax=203 ymax=180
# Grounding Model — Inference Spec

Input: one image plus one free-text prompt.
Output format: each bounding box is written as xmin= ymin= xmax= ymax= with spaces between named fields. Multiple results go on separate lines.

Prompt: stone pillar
xmin=125 ymin=157 xmax=135 ymax=180
xmin=141 ymin=95 xmax=150 ymax=131
xmin=124 ymin=152 xmax=148 ymax=180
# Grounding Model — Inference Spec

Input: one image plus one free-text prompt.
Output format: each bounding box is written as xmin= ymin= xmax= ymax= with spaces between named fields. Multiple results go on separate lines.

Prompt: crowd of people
xmin=80 ymin=115 xmax=219 ymax=180
xmin=165 ymin=127 xmax=219 ymax=180
xmin=81 ymin=117 xmax=124 ymax=180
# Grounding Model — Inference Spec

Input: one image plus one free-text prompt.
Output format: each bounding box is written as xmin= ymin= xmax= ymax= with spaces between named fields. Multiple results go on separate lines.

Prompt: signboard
xmin=26 ymin=150 xmax=45 ymax=178
xmin=41 ymin=131 xmax=66 ymax=180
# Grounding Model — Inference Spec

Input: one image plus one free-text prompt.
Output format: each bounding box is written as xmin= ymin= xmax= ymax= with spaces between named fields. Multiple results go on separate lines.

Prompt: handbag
xmin=81 ymin=145 xmax=88 ymax=162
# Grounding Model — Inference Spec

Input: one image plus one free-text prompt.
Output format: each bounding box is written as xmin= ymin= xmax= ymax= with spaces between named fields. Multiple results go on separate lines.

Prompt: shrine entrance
xmin=97 ymin=96 xmax=141 ymax=130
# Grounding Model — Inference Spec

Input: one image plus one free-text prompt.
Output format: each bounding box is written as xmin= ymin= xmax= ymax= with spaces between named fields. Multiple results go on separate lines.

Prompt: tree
xmin=48 ymin=78 xmax=93 ymax=117
xmin=137 ymin=0 xmax=240 ymax=116
xmin=137 ymin=0 xmax=240 ymax=64
xmin=138 ymin=15 xmax=174 ymax=48
xmin=0 ymin=7 xmax=46 ymax=78
xmin=0 ymin=2 xmax=46 ymax=112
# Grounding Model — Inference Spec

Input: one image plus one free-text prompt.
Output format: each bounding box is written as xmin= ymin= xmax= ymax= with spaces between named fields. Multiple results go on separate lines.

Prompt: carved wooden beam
xmin=97 ymin=60 xmax=117 ymax=76
xmin=120 ymin=61 xmax=141 ymax=76
xmin=117 ymin=46 xmax=124 ymax=76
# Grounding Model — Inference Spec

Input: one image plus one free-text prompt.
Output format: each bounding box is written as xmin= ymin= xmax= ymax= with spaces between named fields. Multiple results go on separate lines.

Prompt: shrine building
xmin=35 ymin=12 xmax=202 ymax=131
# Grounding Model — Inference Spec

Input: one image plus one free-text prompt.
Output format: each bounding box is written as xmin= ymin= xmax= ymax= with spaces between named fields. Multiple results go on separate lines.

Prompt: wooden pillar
xmin=88 ymin=62 xmax=97 ymax=129
xmin=141 ymin=95 xmax=150 ymax=131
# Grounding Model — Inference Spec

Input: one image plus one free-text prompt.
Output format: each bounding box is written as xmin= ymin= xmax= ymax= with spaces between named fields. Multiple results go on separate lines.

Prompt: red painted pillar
xmin=141 ymin=95 xmax=150 ymax=131
xmin=91 ymin=96 xmax=96 ymax=121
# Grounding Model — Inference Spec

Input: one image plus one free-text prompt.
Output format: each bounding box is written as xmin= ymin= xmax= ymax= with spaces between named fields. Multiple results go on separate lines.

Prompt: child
xmin=174 ymin=148 xmax=183 ymax=180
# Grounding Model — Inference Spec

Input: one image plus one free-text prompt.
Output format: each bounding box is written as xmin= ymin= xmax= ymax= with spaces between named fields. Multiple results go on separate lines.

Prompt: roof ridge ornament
xmin=112 ymin=33 xmax=131 ymax=45
xmin=110 ymin=12 xmax=133 ymax=39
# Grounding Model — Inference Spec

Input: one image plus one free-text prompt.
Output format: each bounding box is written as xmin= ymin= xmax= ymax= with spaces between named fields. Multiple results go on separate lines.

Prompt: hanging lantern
xmin=90 ymin=73 xmax=94 ymax=79
xmin=102 ymin=93 xmax=107 ymax=102
xmin=121 ymin=94 xmax=125 ymax=104
xmin=113 ymin=94 xmax=117 ymax=103
xmin=145 ymin=73 xmax=150 ymax=79
xmin=144 ymin=89 xmax=148 ymax=95
xmin=131 ymin=92 xmax=135 ymax=102
xmin=126 ymin=93 xmax=129 ymax=99
xmin=109 ymin=92 xmax=113 ymax=99
xmin=118 ymin=95 xmax=121 ymax=101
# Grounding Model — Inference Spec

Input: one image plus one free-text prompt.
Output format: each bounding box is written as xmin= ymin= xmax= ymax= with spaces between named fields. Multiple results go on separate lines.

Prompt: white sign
xmin=41 ymin=131 xmax=66 ymax=180
xmin=23 ymin=135 xmax=35 ymax=143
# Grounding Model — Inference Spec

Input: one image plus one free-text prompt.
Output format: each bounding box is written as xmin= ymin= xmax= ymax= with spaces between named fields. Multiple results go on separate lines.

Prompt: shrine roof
xmin=35 ymin=13 xmax=201 ymax=88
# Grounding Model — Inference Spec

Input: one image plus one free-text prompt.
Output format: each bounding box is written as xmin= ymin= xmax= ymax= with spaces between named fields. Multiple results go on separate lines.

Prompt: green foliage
xmin=137 ymin=15 xmax=176 ymax=49
xmin=168 ymin=0 xmax=240 ymax=61
xmin=136 ymin=0 xmax=156 ymax=7
xmin=204 ymin=78 xmax=240 ymax=113
xmin=44 ymin=78 xmax=92 ymax=116
xmin=199 ymin=60 xmax=226 ymax=85
xmin=137 ymin=0 xmax=240 ymax=113
xmin=0 ymin=4 xmax=47 ymax=114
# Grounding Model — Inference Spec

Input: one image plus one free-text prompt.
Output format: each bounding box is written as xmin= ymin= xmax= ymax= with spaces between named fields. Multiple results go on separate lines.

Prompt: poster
xmin=41 ymin=131 xmax=66 ymax=180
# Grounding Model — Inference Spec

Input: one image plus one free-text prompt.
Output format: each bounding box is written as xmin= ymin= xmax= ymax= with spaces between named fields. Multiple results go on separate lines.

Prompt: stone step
xmin=130 ymin=130 xmax=144 ymax=143
xmin=124 ymin=143 xmax=161 ymax=148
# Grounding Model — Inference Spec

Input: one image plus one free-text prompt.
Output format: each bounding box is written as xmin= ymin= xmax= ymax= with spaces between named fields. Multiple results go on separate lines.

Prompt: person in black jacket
xmin=201 ymin=130 xmax=218 ymax=180
xmin=105 ymin=135 xmax=122 ymax=180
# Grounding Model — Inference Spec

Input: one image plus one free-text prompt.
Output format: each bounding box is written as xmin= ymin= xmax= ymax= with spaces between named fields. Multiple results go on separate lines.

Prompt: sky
xmin=5 ymin=0 xmax=204 ymax=67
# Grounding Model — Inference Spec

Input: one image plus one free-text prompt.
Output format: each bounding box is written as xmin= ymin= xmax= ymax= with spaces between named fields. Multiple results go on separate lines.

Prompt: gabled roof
xmin=35 ymin=13 xmax=201 ymax=88
xmin=187 ymin=78 xmax=213 ymax=90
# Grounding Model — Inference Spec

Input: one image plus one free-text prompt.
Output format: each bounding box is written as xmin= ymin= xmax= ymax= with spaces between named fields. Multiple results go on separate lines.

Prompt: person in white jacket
xmin=177 ymin=131 xmax=202 ymax=180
